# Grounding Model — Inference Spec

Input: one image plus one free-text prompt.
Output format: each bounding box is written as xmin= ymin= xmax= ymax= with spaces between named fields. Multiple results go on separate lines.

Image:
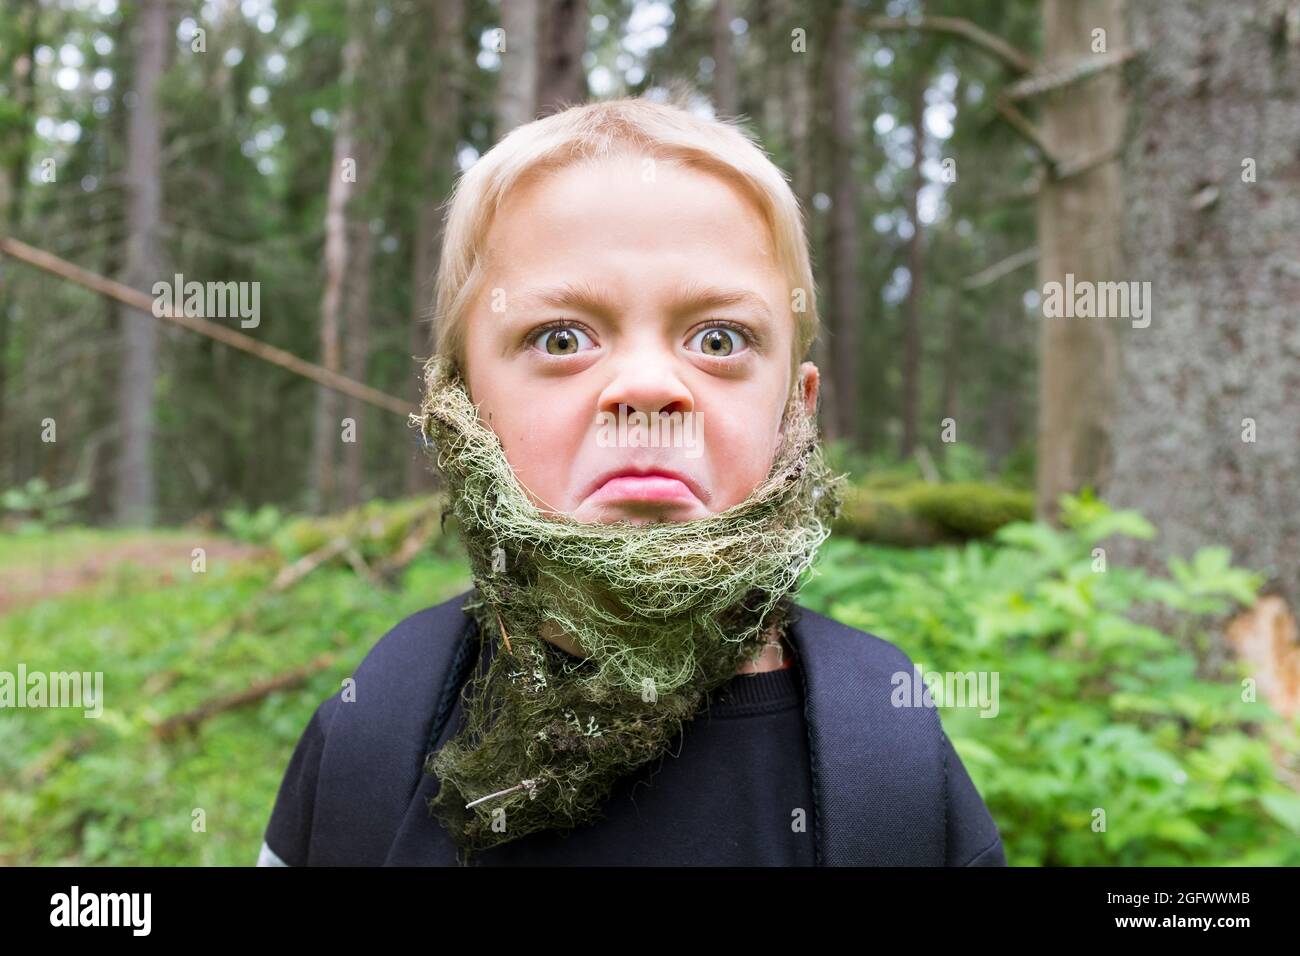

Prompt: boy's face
xmin=461 ymin=153 xmax=818 ymax=525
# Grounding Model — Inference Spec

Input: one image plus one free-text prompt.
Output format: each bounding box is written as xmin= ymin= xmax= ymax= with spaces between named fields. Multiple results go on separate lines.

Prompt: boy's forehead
xmin=488 ymin=154 xmax=769 ymax=240
xmin=478 ymin=159 xmax=781 ymax=290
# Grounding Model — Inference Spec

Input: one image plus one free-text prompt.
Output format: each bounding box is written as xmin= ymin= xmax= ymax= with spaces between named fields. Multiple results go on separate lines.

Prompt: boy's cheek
xmin=492 ymin=409 xmax=594 ymax=507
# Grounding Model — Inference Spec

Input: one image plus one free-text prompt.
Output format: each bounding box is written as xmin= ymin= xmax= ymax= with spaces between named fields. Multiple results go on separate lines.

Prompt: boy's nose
xmin=596 ymin=357 xmax=694 ymax=419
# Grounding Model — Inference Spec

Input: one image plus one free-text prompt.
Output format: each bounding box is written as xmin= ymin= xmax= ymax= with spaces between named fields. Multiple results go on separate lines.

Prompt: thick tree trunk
xmin=826 ymin=0 xmax=863 ymax=446
xmin=113 ymin=0 xmax=168 ymax=525
xmin=1109 ymin=1 xmax=1300 ymax=608
xmin=538 ymin=0 xmax=588 ymax=117
xmin=1033 ymin=0 xmax=1127 ymax=520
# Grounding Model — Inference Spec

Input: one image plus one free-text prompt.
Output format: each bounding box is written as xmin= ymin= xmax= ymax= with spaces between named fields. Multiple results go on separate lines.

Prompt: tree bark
xmin=538 ymin=0 xmax=588 ymax=117
xmin=0 ymin=1 xmax=38 ymax=488
xmin=1108 ymin=0 xmax=1300 ymax=608
xmin=113 ymin=0 xmax=168 ymax=525
xmin=406 ymin=0 xmax=465 ymax=493
xmin=1033 ymin=0 xmax=1126 ymax=520
xmin=498 ymin=0 xmax=540 ymax=133
xmin=341 ymin=218 xmax=373 ymax=509
xmin=711 ymin=0 xmax=739 ymax=118
xmin=311 ymin=3 xmax=366 ymax=514
xmin=900 ymin=69 xmax=928 ymax=459
xmin=781 ymin=0 xmax=837 ymax=439
xmin=940 ymin=306 xmax=961 ymax=457
xmin=826 ymin=0 xmax=864 ymax=446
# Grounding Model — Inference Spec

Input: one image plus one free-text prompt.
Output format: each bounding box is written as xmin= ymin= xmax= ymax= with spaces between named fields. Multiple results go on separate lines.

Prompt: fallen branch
xmin=153 ymin=652 xmax=337 ymax=742
xmin=0 ymin=235 xmax=410 ymax=416
xmin=271 ymin=536 xmax=353 ymax=591
xmin=374 ymin=514 xmax=441 ymax=580
xmin=342 ymin=545 xmax=375 ymax=581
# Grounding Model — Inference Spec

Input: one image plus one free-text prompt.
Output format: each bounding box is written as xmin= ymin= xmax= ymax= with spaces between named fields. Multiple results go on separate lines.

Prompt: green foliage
xmin=0 ymin=527 xmax=474 ymax=866
xmin=803 ymin=494 xmax=1300 ymax=865
xmin=2 ymin=478 xmax=90 ymax=532
xmin=270 ymin=495 xmax=446 ymax=563
xmin=220 ymin=504 xmax=287 ymax=545
xmin=4 ymin=495 xmax=1297 ymax=866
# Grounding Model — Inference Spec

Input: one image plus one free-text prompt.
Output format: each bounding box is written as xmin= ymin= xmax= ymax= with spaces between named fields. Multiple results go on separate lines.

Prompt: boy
xmin=259 ymin=94 xmax=1006 ymax=867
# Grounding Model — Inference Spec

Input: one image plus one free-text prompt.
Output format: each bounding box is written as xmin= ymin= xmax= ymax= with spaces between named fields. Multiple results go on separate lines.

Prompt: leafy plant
xmin=803 ymin=493 xmax=1300 ymax=865
xmin=220 ymin=504 xmax=287 ymax=544
xmin=1 ymin=478 xmax=89 ymax=532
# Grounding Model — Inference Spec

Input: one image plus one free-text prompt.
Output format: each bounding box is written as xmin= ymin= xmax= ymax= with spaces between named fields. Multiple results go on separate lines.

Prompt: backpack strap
xmin=787 ymin=605 xmax=948 ymax=865
xmin=310 ymin=589 xmax=477 ymax=865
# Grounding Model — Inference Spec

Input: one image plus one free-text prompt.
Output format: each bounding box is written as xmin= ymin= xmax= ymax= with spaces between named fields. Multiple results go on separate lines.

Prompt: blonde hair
xmin=430 ymin=91 xmax=818 ymax=382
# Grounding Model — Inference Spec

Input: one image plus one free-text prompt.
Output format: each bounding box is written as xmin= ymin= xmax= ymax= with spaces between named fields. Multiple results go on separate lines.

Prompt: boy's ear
xmin=797 ymin=362 xmax=820 ymax=418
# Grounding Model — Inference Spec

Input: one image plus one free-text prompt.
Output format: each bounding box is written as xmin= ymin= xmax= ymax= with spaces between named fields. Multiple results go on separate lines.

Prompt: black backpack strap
xmin=425 ymin=610 xmax=484 ymax=754
xmin=788 ymin=605 xmax=948 ymax=865
xmin=309 ymin=589 xmax=477 ymax=865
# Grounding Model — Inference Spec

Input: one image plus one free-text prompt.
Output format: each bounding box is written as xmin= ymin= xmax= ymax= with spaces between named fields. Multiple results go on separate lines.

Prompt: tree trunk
xmin=0 ymin=2 xmax=38 ymax=488
xmin=406 ymin=0 xmax=465 ymax=493
xmin=752 ymin=0 xmax=778 ymax=133
xmin=1108 ymin=0 xmax=1300 ymax=608
xmin=342 ymin=220 xmax=373 ymax=508
xmin=538 ymin=0 xmax=588 ymax=117
xmin=826 ymin=0 xmax=863 ymax=446
xmin=940 ymin=306 xmax=961 ymax=458
xmin=310 ymin=6 xmax=366 ymax=514
xmin=984 ymin=286 xmax=1026 ymax=473
xmin=113 ymin=0 xmax=168 ymax=525
xmin=1033 ymin=0 xmax=1126 ymax=520
xmin=781 ymin=0 xmax=837 ymax=440
xmin=499 ymin=0 xmax=540 ymax=133
xmin=900 ymin=69 xmax=928 ymax=459
xmin=711 ymin=0 xmax=739 ymax=118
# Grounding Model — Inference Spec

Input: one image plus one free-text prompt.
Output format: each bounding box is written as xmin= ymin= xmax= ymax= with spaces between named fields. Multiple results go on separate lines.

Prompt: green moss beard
xmin=411 ymin=355 xmax=845 ymax=862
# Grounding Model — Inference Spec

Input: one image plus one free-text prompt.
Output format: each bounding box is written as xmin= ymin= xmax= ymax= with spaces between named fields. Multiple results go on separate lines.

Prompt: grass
xmin=0 ymin=528 xmax=472 ymax=865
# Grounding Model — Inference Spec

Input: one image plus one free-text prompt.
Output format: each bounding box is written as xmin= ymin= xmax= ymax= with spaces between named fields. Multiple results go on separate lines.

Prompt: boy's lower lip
xmin=588 ymin=475 xmax=699 ymax=504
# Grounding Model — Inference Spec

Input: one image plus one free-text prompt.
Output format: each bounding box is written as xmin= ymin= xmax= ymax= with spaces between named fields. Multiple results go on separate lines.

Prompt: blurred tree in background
xmin=0 ymin=0 xmax=1296 ymax=599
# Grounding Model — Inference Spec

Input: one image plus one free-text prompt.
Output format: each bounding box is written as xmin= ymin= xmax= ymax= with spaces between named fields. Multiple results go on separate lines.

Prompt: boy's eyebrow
xmin=512 ymin=279 xmax=774 ymax=320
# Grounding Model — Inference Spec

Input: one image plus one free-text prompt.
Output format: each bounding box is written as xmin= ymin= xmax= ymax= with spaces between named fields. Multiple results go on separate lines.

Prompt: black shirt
xmin=450 ymin=658 xmax=817 ymax=866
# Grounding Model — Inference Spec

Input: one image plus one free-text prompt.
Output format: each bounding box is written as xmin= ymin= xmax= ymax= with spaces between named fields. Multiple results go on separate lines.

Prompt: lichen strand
xmin=411 ymin=354 xmax=845 ymax=859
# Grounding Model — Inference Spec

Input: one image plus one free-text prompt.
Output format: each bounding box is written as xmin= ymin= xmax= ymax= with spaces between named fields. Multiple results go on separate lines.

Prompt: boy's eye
xmin=688 ymin=326 xmax=746 ymax=357
xmin=532 ymin=325 xmax=595 ymax=355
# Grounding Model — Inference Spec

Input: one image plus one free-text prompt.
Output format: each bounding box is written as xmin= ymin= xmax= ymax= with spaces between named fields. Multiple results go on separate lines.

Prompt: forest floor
xmin=0 ymin=529 xmax=265 ymax=615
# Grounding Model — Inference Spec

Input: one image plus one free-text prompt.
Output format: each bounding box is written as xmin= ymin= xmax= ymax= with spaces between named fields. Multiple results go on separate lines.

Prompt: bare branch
xmin=994 ymin=95 xmax=1058 ymax=164
xmin=1053 ymin=144 xmax=1123 ymax=182
xmin=1003 ymin=47 xmax=1140 ymax=102
xmin=0 ymin=236 xmax=411 ymax=416
xmin=963 ymin=247 xmax=1040 ymax=290
xmin=862 ymin=15 xmax=1037 ymax=74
